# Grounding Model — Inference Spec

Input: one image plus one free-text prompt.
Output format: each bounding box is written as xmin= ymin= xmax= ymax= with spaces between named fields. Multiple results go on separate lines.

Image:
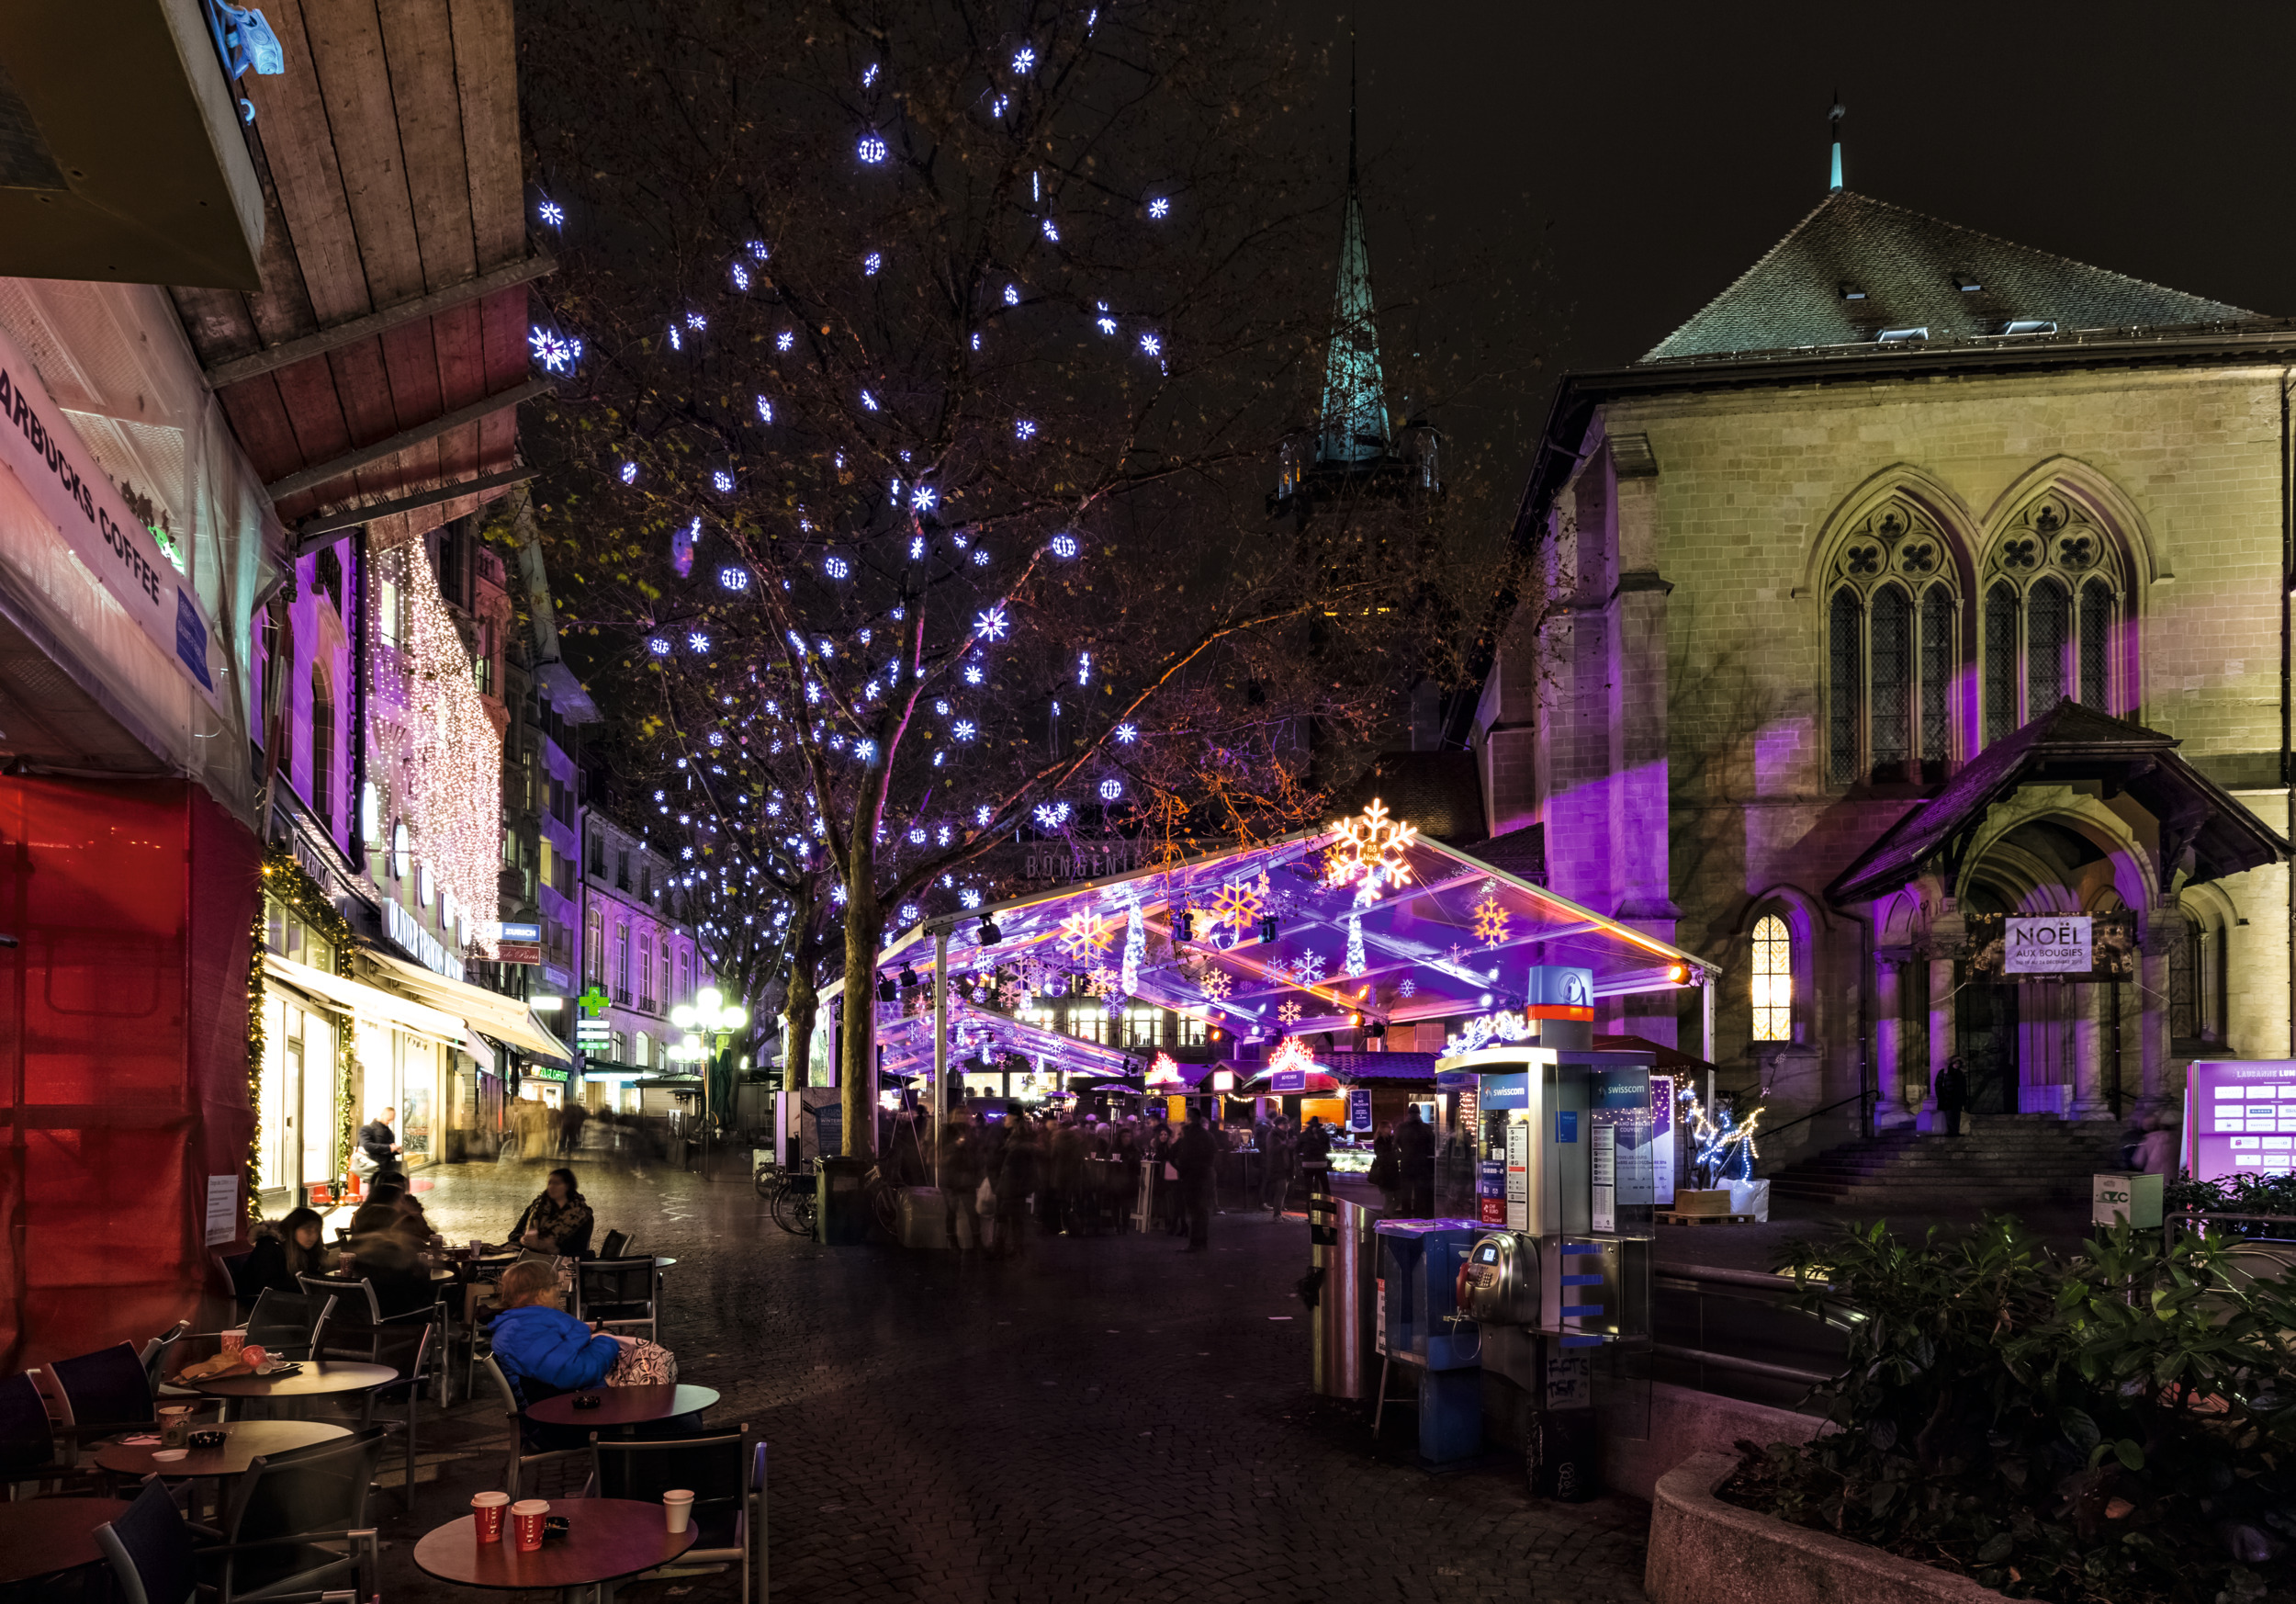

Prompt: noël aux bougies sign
xmin=0 ymin=322 xmax=220 ymax=706
xmin=2005 ymin=915 xmax=2092 ymax=974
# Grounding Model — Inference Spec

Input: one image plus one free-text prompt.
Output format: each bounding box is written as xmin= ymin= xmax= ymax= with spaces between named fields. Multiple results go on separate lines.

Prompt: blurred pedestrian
xmin=2137 ymin=1114 xmax=2182 ymax=1178
xmin=559 ymin=1100 xmax=588 ymax=1157
xmin=996 ymin=1118 xmax=1041 ymax=1259
xmin=1173 ymin=1110 xmax=1216 ymax=1252
xmin=1935 ymin=1056 xmax=1969 ymax=1138
xmin=940 ymin=1112 xmax=983 ymax=1258
xmin=1394 ymin=1106 xmax=1434 ymax=1218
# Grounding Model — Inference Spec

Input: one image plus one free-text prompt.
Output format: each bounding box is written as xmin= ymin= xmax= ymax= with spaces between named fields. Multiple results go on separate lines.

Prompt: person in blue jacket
xmin=487 ymin=1259 xmax=637 ymax=1406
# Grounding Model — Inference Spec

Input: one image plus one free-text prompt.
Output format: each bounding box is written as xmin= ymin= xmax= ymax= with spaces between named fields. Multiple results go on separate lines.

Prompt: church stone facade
xmin=1482 ymin=189 xmax=2296 ymax=1143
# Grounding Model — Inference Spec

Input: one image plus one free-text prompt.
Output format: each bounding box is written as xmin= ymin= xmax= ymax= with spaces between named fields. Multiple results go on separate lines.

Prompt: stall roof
xmin=864 ymin=809 xmax=1715 ymax=1086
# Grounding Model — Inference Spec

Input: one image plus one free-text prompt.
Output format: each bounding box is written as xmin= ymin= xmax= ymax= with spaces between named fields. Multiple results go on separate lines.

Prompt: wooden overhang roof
xmin=1827 ymin=700 xmax=2289 ymax=907
xmin=166 ymin=0 xmax=543 ymax=554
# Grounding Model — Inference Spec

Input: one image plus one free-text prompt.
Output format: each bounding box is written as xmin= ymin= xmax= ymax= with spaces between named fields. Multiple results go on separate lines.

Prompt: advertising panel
xmin=2186 ymin=1060 xmax=2296 ymax=1181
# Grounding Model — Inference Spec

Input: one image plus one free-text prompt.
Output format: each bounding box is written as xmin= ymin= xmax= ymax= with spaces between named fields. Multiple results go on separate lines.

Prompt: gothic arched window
xmin=1980 ymin=496 xmax=2123 ymax=736
xmin=1750 ymin=914 xmax=1793 ymax=1042
xmin=1824 ymin=502 xmax=1957 ymax=785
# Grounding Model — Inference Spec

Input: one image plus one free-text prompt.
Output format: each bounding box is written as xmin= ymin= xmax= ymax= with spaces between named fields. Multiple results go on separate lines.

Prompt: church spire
xmin=1318 ymin=39 xmax=1388 ymax=468
xmin=1829 ymin=92 xmax=1845 ymax=192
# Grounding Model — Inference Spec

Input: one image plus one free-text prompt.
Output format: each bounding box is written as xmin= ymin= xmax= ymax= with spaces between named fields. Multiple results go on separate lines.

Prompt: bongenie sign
xmin=2005 ymin=915 xmax=2091 ymax=974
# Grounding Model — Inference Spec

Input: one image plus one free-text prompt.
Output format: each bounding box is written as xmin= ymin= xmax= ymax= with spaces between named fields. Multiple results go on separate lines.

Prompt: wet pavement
xmin=367 ymin=1154 xmax=1654 ymax=1602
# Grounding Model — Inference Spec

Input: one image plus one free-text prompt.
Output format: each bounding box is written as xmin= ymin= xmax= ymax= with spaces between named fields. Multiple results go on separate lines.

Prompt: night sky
xmin=1307 ymin=0 xmax=2296 ymax=527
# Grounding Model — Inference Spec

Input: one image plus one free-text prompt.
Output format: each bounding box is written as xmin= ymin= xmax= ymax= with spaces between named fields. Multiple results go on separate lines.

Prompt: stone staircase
xmin=1762 ymin=1115 xmax=2133 ymax=1209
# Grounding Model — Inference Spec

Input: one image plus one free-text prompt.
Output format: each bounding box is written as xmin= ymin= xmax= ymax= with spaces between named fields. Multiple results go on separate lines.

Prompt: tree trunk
xmin=782 ymin=926 xmax=819 ymax=1096
xmin=839 ymin=876 xmax=882 ymax=1161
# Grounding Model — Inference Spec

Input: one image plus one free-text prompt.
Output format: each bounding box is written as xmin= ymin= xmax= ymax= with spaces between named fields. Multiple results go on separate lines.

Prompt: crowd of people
xmin=872 ymin=1101 xmax=1442 ymax=1260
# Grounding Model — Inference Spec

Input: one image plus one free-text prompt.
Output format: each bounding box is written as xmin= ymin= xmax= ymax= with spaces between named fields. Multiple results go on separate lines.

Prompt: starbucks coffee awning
xmin=355 ymin=945 xmax=572 ymax=1065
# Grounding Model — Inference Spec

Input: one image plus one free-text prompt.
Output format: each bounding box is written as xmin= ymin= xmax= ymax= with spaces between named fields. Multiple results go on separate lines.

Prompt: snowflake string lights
xmin=619 ymin=461 xmax=638 ymax=484
xmin=1206 ymin=875 xmax=1268 ymax=943
xmin=970 ymin=548 xmax=990 ymax=566
xmin=1115 ymin=722 xmax=1138 ymax=743
xmin=686 ymin=311 xmax=706 ymax=331
xmin=1471 ymin=885 xmax=1512 ymax=946
xmin=1034 ymin=800 xmax=1072 ymax=830
xmin=962 ymin=663 xmax=985 ymax=685
xmin=529 ymin=326 xmax=581 ymax=372
xmin=858 ymin=132 xmax=888 ymax=164
xmin=776 ymin=330 xmax=794 ymax=352
xmin=1050 ymin=532 xmax=1078 ymax=559
xmin=1015 ymin=419 xmax=1037 ymax=440
xmin=1011 ymin=45 xmax=1036 ymax=72
xmin=536 ymin=198 xmax=565 ymax=227
xmin=1076 ymin=650 xmax=1091 ymax=685
xmin=1086 ymin=966 xmax=1118 ymax=998
xmin=748 ymin=240 xmax=768 ymax=259
xmin=1147 ymin=196 xmax=1170 ymax=220
xmin=1197 ymin=967 xmax=1232 ymax=1002
xmin=961 ymin=888 xmax=983 ymax=909
xmin=910 ymin=484 xmax=938 ymax=512
xmin=1345 ymin=911 xmax=1367 ymax=977
xmin=1326 ymin=798 xmax=1417 ymax=901
xmin=861 ymin=62 xmax=880 ymax=87
xmin=1277 ymin=1000 xmax=1301 ymax=1027
xmin=952 ymin=719 xmax=975 ymax=740
xmin=974 ymin=603 xmax=1008 ymax=640
xmin=647 ymin=637 xmax=670 ymax=656
xmin=991 ymin=93 xmax=1009 ymax=118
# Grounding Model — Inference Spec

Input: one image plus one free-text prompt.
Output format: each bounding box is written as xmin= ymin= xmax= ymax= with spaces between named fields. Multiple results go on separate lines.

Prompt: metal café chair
xmin=574 ymin=1258 xmax=658 ymax=1344
xmin=308 ymin=1311 xmax=432 ymax=1512
xmin=598 ymin=1229 xmax=632 ymax=1260
xmin=193 ymin=1429 xmax=386 ymax=1602
xmin=587 ymin=1428 xmax=766 ymax=1604
xmin=51 ymin=1342 xmax=163 ymax=1438
xmin=477 ymin=1353 xmax=586 ymax=1501
xmin=243 ymin=1289 xmax=326 ymax=1363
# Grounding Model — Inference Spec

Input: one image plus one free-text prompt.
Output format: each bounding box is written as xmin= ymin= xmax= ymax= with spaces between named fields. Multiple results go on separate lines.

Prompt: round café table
xmin=526 ymin=1384 xmax=718 ymax=1431
xmin=96 ymin=1419 xmax=349 ymax=1479
xmin=412 ymin=1497 xmax=697 ymax=1602
xmin=179 ymin=1361 xmax=396 ymax=1420
xmin=0 ymin=1496 xmax=132 ymax=1588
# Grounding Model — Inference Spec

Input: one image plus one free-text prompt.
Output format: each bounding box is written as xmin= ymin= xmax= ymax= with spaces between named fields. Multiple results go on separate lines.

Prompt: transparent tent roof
xmin=862 ymin=805 xmax=1716 ymax=1082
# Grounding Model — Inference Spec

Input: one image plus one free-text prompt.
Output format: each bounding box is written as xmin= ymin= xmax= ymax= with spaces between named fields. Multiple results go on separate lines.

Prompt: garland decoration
xmin=251 ymin=845 xmax=363 ymax=1221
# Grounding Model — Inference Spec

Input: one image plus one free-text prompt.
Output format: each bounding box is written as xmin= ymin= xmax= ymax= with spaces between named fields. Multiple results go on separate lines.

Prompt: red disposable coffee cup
xmin=511 ymin=1498 xmax=548 ymax=1552
xmin=471 ymin=1491 xmax=509 ymax=1543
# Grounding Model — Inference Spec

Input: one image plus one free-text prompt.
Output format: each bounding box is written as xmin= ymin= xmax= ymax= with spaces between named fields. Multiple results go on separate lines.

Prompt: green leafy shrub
xmin=1722 ymin=1215 xmax=2296 ymax=1603
xmin=2165 ymin=1173 xmax=2296 ymax=1238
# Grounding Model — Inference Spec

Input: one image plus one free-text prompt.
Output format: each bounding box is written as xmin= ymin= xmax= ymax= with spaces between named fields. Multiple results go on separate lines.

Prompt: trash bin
xmin=1313 ymin=1198 xmax=1379 ymax=1399
xmin=816 ymin=1156 xmax=871 ymax=1246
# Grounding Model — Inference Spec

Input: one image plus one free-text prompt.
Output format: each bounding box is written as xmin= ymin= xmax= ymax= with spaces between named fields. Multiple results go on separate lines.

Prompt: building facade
xmin=581 ymin=808 xmax=715 ymax=1112
xmin=1495 ymin=187 xmax=2296 ymax=1154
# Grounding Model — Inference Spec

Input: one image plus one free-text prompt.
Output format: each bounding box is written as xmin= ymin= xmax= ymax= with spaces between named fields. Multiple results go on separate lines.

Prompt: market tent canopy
xmin=354 ymin=946 xmax=573 ymax=1064
xmin=264 ymin=953 xmax=466 ymax=1046
xmin=863 ymin=806 xmax=1716 ymax=1086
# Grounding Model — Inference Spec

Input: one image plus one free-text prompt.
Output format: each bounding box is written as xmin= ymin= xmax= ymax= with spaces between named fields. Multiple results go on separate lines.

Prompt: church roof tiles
xmin=1644 ymin=190 xmax=2267 ymax=365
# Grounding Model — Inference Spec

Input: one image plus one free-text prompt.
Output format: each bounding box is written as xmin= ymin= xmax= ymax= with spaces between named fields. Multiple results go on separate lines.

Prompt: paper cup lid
xmin=511 ymin=1499 xmax=549 ymax=1514
xmin=663 ymin=1488 xmax=695 ymax=1500
xmin=472 ymin=1491 xmax=510 ymax=1506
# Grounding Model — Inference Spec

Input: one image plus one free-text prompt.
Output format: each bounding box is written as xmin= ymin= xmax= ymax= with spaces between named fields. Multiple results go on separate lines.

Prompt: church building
xmin=1484 ymin=180 xmax=2296 ymax=1146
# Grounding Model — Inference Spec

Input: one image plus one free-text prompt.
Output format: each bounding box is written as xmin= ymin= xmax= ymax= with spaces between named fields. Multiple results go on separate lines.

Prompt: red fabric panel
xmin=0 ymin=776 xmax=259 ymax=1372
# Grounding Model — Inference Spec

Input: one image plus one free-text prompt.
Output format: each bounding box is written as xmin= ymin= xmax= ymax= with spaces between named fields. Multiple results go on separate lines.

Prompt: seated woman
xmin=487 ymin=1259 xmax=676 ymax=1418
xmin=510 ymin=1168 xmax=595 ymax=1258
xmin=235 ymin=1206 xmax=326 ymax=1301
xmin=342 ymin=1203 xmax=436 ymax=1323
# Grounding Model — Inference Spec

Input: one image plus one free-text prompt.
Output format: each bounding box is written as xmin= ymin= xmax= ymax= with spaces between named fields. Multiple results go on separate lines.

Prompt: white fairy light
xmin=1004 ymin=284 xmax=1020 ymax=305
xmin=713 ymin=469 xmax=734 ymax=491
xmin=974 ymin=604 xmax=1008 ymax=639
xmin=1015 ymin=419 xmax=1037 ymax=439
xmin=864 ymin=251 xmax=883 ymax=276
xmin=1051 ymin=532 xmax=1077 ymax=559
xmin=861 ymin=390 xmax=880 ymax=411
xmin=953 ymin=719 xmax=976 ymax=740
xmin=776 ymin=330 xmax=794 ymax=351
xmin=1139 ymin=332 xmax=1161 ymax=357
xmin=537 ymin=198 xmax=565 ymax=227
xmin=1147 ymin=197 xmax=1170 ymax=220
xmin=911 ymin=484 xmax=938 ymax=512
xmin=1012 ymin=45 xmax=1036 ymax=72
xmin=620 ymin=462 xmax=638 ymax=484
xmin=756 ymin=395 xmax=773 ymax=423
xmin=1115 ymin=722 xmax=1138 ymax=743
xmin=974 ymin=806 xmax=994 ymax=827
xmin=858 ymin=132 xmax=888 ymax=164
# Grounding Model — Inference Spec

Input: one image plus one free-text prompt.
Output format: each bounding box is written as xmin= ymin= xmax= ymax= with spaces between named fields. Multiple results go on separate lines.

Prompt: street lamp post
xmin=670 ymin=986 xmax=748 ymax=1180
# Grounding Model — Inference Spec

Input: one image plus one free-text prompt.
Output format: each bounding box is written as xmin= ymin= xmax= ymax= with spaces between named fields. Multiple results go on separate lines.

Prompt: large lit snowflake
xmin=1397 ymin=979 xmax=1417 ymax=1000
xmin=1289 ymin=949 xmax=1326 ymax=986
xmin=1086 ymin=965 xmax=1119 ymax=998
xmin=529 ymin=326 xmax=582 ymax=373
xmin=1471 ymin=885 xmax=1512 ymax=946
xmin=1206 ymin=874 xmax=1268 ymax=941
xmin=1325 ymin=798 xmax=1417 ymax=899
xmin=1197 ymin=967 xmax=1232 ymax=1002
xmin=1058 ymin=909 xmax=1114 ymax=961
xmin=1277 ymin=1000 xmax=1301 ymax=1027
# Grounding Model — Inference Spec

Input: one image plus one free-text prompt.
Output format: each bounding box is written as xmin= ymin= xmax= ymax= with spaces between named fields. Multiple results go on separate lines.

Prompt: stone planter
xmin=1672 ymin=1188 xmax=1735 ymax=1215
xmin=1647 ymin=1452 xmax=2007 ymax=1604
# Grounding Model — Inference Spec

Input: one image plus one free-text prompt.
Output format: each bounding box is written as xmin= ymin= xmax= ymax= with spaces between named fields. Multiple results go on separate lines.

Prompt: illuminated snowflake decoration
xmin=1015 ymin=419 xmax=1037 ymax=440
xmin=756 ymin=396 xmax=773 ymax=424
xmin=647 ymin=637 xmax=670 ymax=657
xmin=825 ymin=555 xmax=850 ymax=580
xmin=619 ymin=461 xmax=638 ymax=484
xmin=1114 ymin=722 xmax=1138 ymax=744
xmin=974 ymin=805 xmax=994 ymax=827
xmin=1086 ymin=966 xmax=1118 ymax=999
xmin=529 ymin=326 xmax=581 ymax=372
xmin=668 ymin=325 xmax=682 ymax=352
xmin=910 ymin=484 xmax=938 ymax=512
xmin=991 ymin=94 xmax=1009 ymax=118
xmin=1139 ymin=332 xmax=1162 ymax=358
xmin=858 ymin=132 xmax=888 ymax=164
xmin=1004 ymin=283 xmax=1021 ymax=306
xmin=1034 ymin=800 xmax=1072 ymax=830
xmin=953 ymin=719 xmax=976 ymax=740
xmin=860 ymin=390 xmax=880 ymax=411
xmin=898 ymin=903 xmax=920 ymax=924
xmin=1397 ymin=978 xmax=1417 ymax=1000
xmin=962 ymin=663 xmax=985 ymax=685
xmin=1471 ymin=886 xmax=1512 ymax=946
xmin=1098 ymin=777 xmax=1122 ymax=801
xmin=707 ymin=730 xmax=726 ymax=749
xmin=1147 ymin=197 xmax=1170 ymax=220
xmin=1011 ymin=45 xmax=1037 ymax=72
xmin=974 ymin=603 xmax=1009 ymax=640
xmin=861 ymin=62 xmax=880 ymax=87
xmin=713 ymin=469 xmax=735 ymax=492
xmin=1206 ymin=875 xmax=1268 ymax=943
xmin=854 ymin=740 xmax=877 ymax=762
xmin=687 ymin=631 xmax=710 ymax=652
xmin=1289 ymin=949 xmax=1326 ymax=986
xmin=685 ymin=311 xmax=707 ymax=331
xmin=536 ymin=198 xmax=565 ymax=227
xmin=961 ymin=888 xmax=983 ymax=909
xmin=1325 ymin=798 xmax=1418 ymax=902
xmin=1095 ymin=304 xmax=1118 ymax=335
xmin=864 ymin=251 xmax=883 ymax=276
xmin=776 ymin=330 xmax=794 ymax=352
xmin=832 ymin=883 xmax=849 ymax=906
xmin=1197 ymin=967 xmax=1232 ymax=1002
xmin=1076 ymin=650 xmax=1091 ymax=685
xmin=748 ymin=240 xmax=768 ymax=259
xmin=732 ymin=262 xmax=750 ymax=290
xmin=971 ymin=548 xmax=990 ymax=567
xmin=718 ymin=566 xmax=748 ymax=592
xmin=1041 ymin=219 xmax=1060 ymax=243
xmin=1277 ymin=1000 xmax=1301 ymax=1027
xmin=1050 ymin=533 xmax=1078 ymax=559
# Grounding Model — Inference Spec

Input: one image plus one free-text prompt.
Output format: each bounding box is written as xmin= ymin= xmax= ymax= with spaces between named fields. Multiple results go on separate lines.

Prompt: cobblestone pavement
xmin=363 ymin=1155 xmax=1651 ymax=1603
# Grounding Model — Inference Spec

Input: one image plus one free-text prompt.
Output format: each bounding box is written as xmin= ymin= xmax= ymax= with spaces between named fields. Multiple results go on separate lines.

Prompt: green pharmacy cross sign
xmin=578 ymin=986 xmax=609 ymax=1018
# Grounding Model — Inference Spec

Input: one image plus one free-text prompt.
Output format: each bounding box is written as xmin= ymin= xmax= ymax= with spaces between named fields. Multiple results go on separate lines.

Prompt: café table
xmin=412 ymin=1497 xmax=697 ymax=1603
xmin=525 ymin=1384 xmax=718 ymax=1432
xmin=178 ymin=1360 xmax=397 ymax=1421
xmin=95 ymin=1418 xmax=349 ymax=1479
xmin=0 ymin=1496 xmax=133 ymax=1590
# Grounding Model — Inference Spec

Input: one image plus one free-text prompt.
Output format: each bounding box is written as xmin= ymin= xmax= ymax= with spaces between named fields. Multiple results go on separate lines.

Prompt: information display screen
xmin=2187 ymin=1060 xmax=2296 ymax=1180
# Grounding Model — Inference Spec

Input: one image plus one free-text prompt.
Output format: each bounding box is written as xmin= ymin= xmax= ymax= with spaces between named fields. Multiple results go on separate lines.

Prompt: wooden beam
xmin=292 ymin=467 xmax=536 ymax=550
xmin=204 ymin=254 xmax=556 ymax=389
xmin=264 ymin=378 xmax=551 ymax=501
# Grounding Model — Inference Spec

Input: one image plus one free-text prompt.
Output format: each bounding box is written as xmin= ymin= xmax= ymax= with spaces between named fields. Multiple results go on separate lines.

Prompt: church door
xmin=1955 ymin=975 xmax=2020 ymax=1114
